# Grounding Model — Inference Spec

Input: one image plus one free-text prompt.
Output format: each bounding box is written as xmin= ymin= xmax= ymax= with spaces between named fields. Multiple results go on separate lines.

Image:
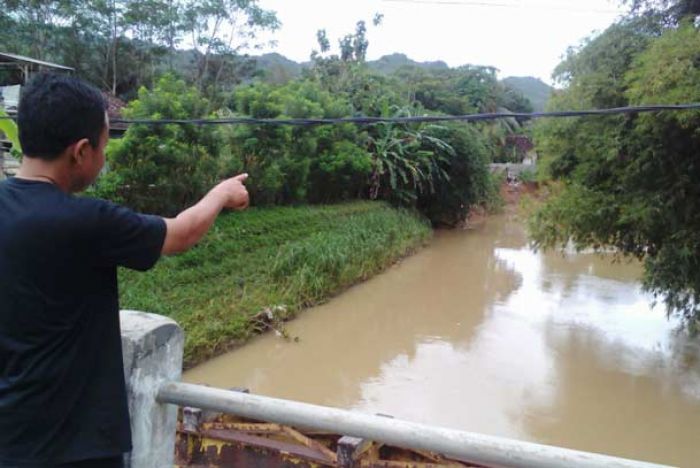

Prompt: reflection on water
xmin=185 ymin=215 xmax=700 ymax=466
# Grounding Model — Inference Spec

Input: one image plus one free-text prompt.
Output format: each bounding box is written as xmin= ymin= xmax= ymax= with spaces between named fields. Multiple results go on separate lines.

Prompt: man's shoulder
xmin=71 ymin=194 xmax=117 ymax=211
xmin=0 ymin=182 xmax=123 ymax=227
xmin=66 ymin=196 xmax=147 ymax=231
xmin=43 ymin=192 xmax=116 ymax=222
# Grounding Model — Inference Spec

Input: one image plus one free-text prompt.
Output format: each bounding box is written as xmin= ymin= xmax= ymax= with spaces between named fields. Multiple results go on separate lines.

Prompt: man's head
xmin=18 ymin=74 xmax=109 ymax=191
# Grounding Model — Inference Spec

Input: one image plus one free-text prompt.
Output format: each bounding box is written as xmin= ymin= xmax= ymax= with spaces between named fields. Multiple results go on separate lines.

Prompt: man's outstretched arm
xmin=161 ymin=173 xmax=249 ymax=255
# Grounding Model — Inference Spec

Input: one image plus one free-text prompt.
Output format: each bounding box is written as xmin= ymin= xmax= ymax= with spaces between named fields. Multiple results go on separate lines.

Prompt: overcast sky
xmin=251 ymin=0 xmax=626 ymax=84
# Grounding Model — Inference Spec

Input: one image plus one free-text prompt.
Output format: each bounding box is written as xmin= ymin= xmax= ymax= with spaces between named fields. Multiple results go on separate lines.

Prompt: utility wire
xmin=99 ymin=104 xmax=700 ymax=126
xmin=2 ymin=104 xmax=699 ymax=126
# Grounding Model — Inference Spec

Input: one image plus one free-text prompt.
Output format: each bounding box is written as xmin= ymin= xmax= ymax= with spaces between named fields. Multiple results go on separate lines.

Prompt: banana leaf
xmin=0 ymin=108 xmax=21 ymax=154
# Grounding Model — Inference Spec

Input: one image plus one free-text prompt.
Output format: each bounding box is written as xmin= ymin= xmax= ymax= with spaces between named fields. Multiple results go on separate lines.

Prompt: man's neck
xmin=16 ymin=157 xmax=72 ymax=192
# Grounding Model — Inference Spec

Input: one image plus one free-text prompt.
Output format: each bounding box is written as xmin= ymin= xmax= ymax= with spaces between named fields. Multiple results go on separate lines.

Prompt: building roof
xmin=104 ymin=92 xmax=128 ymax=132
xmin=0 ymin=52 xmax=74 ymax=71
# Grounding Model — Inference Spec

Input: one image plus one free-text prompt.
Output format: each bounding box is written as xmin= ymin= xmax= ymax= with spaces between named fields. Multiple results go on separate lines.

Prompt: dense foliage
xmin=222 ymin=80 xmax=369 ymax=205
xmin=3 ymin=7 xmax=539 ymax=224
xmin=91 ymin=19 xmax=533 ymax=225
xmin=623 ymin=0 xmax=700 ymax=25
xmin=101 ymin=67 xmax=507 ymax=225
xmin=531 ymin=9 xmax=700 ymax=328
xmin=98 ymin=75 xmax=229 ymax=215
xmin=0 ymin=0 xmax=279 ymax=100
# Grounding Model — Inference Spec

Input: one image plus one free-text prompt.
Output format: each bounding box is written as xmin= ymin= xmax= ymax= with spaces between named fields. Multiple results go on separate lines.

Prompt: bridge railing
xmin=121 ymin=310 xmax=671 ymax=468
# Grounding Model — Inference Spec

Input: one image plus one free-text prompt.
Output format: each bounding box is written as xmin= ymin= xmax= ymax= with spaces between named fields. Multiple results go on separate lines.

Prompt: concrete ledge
xmin=121 ymin=310 xmax=184 ymax=468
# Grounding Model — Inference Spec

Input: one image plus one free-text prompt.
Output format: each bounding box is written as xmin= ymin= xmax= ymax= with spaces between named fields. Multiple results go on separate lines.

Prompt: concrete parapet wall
xmin=121 ymin=310 xmax=184 ymax=468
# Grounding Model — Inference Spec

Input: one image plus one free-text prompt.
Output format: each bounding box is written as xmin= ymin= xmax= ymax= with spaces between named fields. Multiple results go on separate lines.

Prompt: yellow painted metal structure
xmin=176 ymin=410 xmax=479 ymax=467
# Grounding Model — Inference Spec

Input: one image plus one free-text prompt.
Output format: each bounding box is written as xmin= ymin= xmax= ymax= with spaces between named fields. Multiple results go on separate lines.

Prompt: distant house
xmin=0 ymin=52 xmax=74 ymax=81
xmin=0 ymin=52 xmax=74 ymax=177
xmin=104 ymin=92 xmax=128 ymax=137
xmin=0 ymin=52 xmax=74 ymax=110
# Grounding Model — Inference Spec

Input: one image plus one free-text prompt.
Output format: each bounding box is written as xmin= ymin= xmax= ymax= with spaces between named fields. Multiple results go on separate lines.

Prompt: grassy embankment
xmin=119 ymin=201 xmax=431 ymax=367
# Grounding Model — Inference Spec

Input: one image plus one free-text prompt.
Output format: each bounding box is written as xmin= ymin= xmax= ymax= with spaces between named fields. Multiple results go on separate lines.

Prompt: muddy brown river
xmin=185 ymin=214 xmax=700 ymax=467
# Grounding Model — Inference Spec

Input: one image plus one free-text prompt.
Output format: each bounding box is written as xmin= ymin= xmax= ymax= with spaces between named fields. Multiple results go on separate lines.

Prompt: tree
xmin=498 ymin=84 xmax=533 ymax=114
xmin=105 ymin=74 xmax=226 ymax=215
xmin=0 ymin=0 xmax=277 ymax=100
xmin=417 ymin=123 xmax=493 ymax=226
xmin=0 ymin=0 xmax=64 ymax=61
xmin=0 ymin=0 xmax=175 ymax=94
xmin=224 ymin=79 xmax=371 ymax=205
xmin=366 ymin=108 xmax=452 ymax=206
xmin=623 ymin=0 xmax=700 ymax=24
xmin=530 ymin=20 xmax=700 ymax=329
xmin=180 ymin=0 xmax=279 ymax=100
xmin=308 ymin=17 xmax=383 ymax=97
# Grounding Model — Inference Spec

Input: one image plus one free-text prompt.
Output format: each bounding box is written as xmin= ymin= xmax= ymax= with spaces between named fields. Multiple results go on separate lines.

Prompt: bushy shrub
xmin=307 ymin=140 xmax=372 ymax=202
xmin=106 ymin=74 xmax=228 ymax=216
xmin=417 ymin=123 xmax=493 ymax=226
xmin=225 ymin=80 xmax=370 ymax=204
xmin=99 ymin=72 xmax=496 ymax=225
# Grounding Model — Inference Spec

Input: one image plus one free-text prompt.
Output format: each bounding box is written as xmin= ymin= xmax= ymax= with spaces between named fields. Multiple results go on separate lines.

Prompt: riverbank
xmin=119 ymin=201 xmax=432 ymax=367
xmin=464 ymin=180 xmax=538 ymax=228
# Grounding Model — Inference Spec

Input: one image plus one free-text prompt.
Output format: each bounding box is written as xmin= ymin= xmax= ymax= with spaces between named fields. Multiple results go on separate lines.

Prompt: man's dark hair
xmin=18 ymin=74 xmax=107 ymax=160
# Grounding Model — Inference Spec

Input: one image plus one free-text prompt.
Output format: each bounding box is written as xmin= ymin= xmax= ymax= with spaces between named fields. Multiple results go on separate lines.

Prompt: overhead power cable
xmin=2 ymin=104 xmax=700 ymax=126
xmin=105 ymin=104 xmax=700 ymax=126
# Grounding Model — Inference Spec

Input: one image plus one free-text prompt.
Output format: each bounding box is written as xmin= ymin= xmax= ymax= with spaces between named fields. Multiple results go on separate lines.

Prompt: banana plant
xmin=0 ymin=108 xmax=21 ymax=156
xmin=367 ymin=107 xmax=452 ymax=204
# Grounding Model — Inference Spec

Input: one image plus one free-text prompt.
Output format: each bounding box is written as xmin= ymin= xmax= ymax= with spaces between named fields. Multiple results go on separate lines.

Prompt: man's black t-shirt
xmin=0 ymin=178 xmax=166 ymax=466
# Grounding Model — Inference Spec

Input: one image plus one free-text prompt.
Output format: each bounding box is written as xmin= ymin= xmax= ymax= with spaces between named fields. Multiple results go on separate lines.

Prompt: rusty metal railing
xmin=157 ymin=381 xmax=671 ymax=468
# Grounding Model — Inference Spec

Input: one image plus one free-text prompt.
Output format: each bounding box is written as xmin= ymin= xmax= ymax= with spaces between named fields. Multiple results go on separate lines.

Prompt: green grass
xmin=119 ymin=201 xmax=432 ymax=367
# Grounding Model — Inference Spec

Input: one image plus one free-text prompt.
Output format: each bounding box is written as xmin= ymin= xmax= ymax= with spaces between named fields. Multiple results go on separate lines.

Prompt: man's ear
xmin=70 ymin=138 xmax=92 ymax=166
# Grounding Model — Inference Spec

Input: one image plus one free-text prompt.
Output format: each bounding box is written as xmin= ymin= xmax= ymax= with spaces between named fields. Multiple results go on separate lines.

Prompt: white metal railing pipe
xmin=157 ymin=381 xmax=671 ymax=468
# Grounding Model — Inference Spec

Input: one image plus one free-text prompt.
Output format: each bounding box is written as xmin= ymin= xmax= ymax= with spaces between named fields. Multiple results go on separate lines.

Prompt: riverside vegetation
xmin=531 ymin=0 xmax=700 ymax=329
xmin=92 ymin=54 xmax=508 ymax=365
xmin=119 ymin=202 xmax=431 ymax=367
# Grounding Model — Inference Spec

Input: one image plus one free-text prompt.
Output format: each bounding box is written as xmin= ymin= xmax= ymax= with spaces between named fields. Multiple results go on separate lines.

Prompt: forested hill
xmin=501 ymin=76 xmax=552 ymax=112
xmin=253 ymin=53 xmax=304 ymax=83
xmin=250 ymin=52 xmax=449 ymax=78
xmin=366 ymin=53 xmax=449 ymax=74
xmin=252 ymin=52 xmax=549 ymax=111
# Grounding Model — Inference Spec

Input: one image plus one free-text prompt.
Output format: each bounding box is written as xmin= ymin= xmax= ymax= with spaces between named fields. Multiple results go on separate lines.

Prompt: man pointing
xmin=0 ymin=74 xmax=249 ymax=467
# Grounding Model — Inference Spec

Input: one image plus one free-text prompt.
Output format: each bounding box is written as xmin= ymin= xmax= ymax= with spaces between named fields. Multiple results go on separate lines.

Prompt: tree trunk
xmin=111 ymin=0 xmax=118 ymax=95
xmin=112 ymin=36 xmax=118 ymax=95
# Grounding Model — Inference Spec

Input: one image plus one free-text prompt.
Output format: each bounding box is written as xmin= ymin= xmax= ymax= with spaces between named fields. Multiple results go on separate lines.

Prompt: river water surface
xmin=185 ymin=215 xmax=700 ymax=467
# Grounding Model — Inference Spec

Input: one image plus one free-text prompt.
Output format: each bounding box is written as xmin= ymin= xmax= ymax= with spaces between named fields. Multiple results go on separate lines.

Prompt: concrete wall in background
xmin=489 ymin=162 xmax=537 ymax=177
